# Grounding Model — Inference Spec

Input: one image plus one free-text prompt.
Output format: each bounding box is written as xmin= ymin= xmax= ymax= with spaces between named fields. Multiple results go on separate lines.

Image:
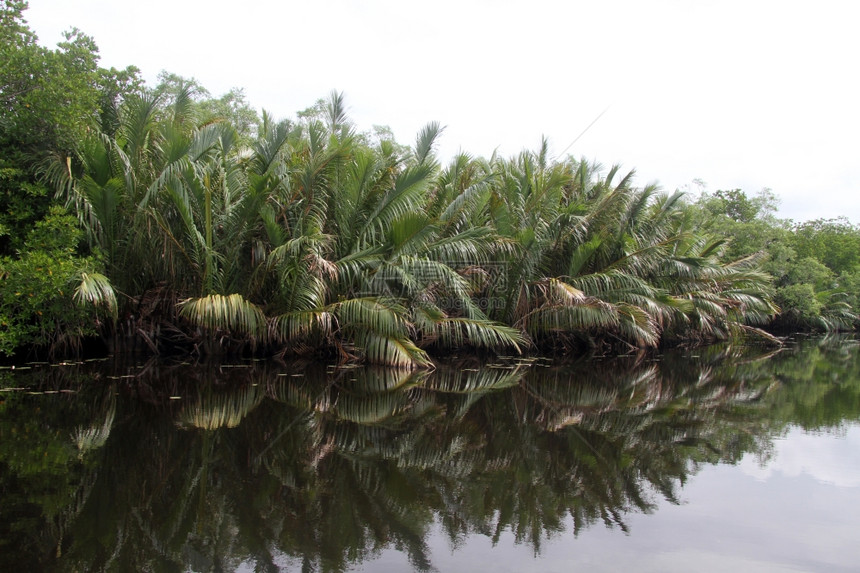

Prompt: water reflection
xmin=1 ymin=336 xmax=859 ymax=572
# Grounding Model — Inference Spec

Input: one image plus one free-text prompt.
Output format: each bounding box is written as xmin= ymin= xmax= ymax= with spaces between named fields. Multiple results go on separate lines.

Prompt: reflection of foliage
xmin=0 ymin=373 xmax=111 ymax=571
xmin=2 ymin=336 xmax=860 ymax=571
xmin=176 ymin=380 xmax=265 ymax=430
xmin=766 ymin=335 xmax=860 ymax=430
xmin=72 ymin=391 xmax=115 ymax=453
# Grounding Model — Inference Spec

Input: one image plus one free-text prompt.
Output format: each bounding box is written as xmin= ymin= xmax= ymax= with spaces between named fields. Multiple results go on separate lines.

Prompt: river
xmin=1 ymin=335 xmax=858 ymax=571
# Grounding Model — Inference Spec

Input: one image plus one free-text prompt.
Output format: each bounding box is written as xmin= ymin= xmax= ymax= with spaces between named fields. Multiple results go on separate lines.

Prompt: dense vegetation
xmin=2 ymin=1 xmax=859 ymax=364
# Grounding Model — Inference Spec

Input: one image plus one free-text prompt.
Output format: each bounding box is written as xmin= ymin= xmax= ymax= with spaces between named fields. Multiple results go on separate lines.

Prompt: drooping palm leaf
xmin=74 ymin=272 xmax=118 ymax=317
xmin=178 ymin=293 xmax=266 ymax=339
xmin=332 ymin=297 xmax=431 ymax=367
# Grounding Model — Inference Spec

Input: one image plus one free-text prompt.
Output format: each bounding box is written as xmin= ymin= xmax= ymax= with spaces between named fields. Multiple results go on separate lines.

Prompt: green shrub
xmin=0 ymin=207 xmax=113 ymax=356
xmin=774 ymin=283 xmax=822 ymax=328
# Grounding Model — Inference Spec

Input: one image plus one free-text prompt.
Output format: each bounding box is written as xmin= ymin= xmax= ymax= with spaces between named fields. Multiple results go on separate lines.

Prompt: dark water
xmin=2 ymin=336 xmax=859 ymax=572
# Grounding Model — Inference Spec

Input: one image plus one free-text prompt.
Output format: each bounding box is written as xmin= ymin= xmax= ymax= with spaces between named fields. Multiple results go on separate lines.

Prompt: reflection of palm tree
xmin=20 ymin=338 xmax=860 ymax=571
xmin=176 ymin=381 xmax=265 ymax=430
xmin=72 ymin=389 xmax=116 ymax=454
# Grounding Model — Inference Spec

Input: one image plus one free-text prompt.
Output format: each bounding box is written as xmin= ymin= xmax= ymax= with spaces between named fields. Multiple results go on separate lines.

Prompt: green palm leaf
xmin=332 ymin=297 xmax=431 ymax=367
xmin=74 ymin=272 xmax=118 ymax=317
xmin=178 ymin=293 xmax=266 ymax=339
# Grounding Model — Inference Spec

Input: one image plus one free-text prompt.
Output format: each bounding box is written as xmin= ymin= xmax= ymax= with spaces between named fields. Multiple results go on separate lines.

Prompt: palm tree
xmin=266 ymin=102 xmax=524 ymax=366
xmin=45 ymin=89 xmax=779 ymax=362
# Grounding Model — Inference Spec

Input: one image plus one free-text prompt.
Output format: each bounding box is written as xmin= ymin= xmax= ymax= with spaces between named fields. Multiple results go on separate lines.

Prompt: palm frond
xmin=356 ymin=330 xmax=432 ymax=368
xmin=270 ymin=309 xmax=334 ymax=341
xmin=332 ymin=297 xmax=430 ymax=367
xmin=520 ymin=299 xmax=619 ymax=336
xmin=413 ymin=121 xmax=444 ymax=166
xmin=615 ymin=303 xmax=660 ymax=347
xmin=178 ymin=293 xmax=266 ymax=338
xmin=249 ymin=118 xmax=296 ymax=176
xmin=74 ymin=272 xmax=118 ymax=317
xmin=431 ymin=316 xmax=526 ymax=353
xmin=358 ymin=163 xmax=434 ymax=246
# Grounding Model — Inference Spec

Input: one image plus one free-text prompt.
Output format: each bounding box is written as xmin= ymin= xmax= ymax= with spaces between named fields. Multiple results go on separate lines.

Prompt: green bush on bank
xmin=0 ymin=207 xmax=113 ymax=356
xmin=688 ymin=189 xmax=860 ymax=332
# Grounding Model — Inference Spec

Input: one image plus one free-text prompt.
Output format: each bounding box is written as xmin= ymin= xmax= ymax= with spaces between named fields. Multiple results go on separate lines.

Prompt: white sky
xmin=22 ymin=0 xmax=860 ymax=223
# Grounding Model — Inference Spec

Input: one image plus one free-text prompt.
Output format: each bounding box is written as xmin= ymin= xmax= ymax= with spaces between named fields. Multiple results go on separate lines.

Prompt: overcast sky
xmin=22 ymin=0 xmax=860 ymax=223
